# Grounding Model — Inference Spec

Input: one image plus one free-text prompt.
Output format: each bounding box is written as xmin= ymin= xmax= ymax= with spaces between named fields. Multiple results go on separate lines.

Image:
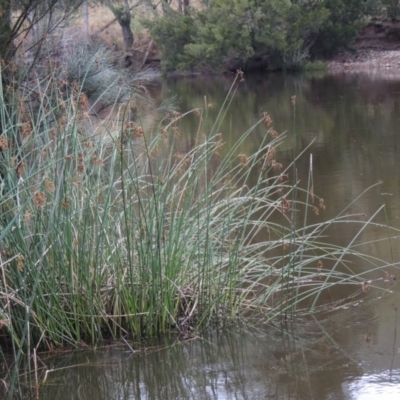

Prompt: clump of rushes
xmin=0 ymin=71 xmax=398 ymax=365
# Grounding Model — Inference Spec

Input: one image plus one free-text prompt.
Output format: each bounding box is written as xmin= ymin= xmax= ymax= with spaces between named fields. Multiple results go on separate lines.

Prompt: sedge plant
xmin=0 ymin=70 xmax=398 ymax=370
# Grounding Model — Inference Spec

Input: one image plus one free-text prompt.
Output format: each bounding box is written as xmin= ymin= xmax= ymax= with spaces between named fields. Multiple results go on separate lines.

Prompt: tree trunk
xmin=83 ymin=0 xmax=89 ymax=43
xmin=0 ymin=0 xmax=15 ymax=64
xmin=161 ymin=0 xmax=173 ymax=16
xmin=182 ymin=0 xmax=189 ymax=15
xmin=104 ymin=0 xmax=135 ymax=51
xmin=121 ymin=21 xmax=133 ymax=49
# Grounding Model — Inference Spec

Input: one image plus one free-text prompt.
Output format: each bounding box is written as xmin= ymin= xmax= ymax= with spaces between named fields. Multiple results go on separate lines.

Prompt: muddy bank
xmin=328 ymin=21 xmax=400 ymax=73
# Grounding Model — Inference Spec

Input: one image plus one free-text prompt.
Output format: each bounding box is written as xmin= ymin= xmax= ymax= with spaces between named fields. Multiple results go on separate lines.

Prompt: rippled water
xmin=11 ymin=71 xmax=400 ymax=399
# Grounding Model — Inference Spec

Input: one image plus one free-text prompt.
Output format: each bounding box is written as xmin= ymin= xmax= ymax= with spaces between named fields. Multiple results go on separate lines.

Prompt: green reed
xmin=0 ymin=70 xmax=399 ymax=372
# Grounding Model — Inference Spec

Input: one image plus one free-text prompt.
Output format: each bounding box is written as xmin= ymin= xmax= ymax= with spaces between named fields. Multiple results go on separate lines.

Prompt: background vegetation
xmin=143 ymin=0 xmax=400 ymax=72
xmin=2 ymin=1 xmax=400 ymax=76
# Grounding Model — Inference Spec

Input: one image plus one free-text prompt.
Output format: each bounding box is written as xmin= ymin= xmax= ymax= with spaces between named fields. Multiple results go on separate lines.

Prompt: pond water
xmin=12 ymin=71 xmax=400 ymax=399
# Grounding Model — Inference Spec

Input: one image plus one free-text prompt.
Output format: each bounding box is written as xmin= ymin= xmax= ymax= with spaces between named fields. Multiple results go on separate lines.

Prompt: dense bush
xmin=310 ymin=0 xmax=367 ymax=58
xmin=143 ymin=9 xmax=196 ymax=72
xmin=383 ymin=0 xmax=400 ymax=20
xmin=144 ymin=0 xmax=368 ymax=72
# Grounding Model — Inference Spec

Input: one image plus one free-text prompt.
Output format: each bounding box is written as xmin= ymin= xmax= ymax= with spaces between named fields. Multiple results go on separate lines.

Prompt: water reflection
xmin=31 ymin=324 xmax=361 ymax=400
xmin=29 ymin=303 xmax=399 ymax=400
xmin=345 ymin=370 xmax=400 ymax=399
xmin=159 ymin=73 xmax=400 ymax=250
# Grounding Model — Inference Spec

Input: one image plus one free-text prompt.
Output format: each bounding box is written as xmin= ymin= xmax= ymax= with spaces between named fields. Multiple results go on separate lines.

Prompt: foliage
xmin=364 ymin=0 xmax=385 ymax=16
xmin=310 ymin=0 xmax=367 ymax=58
xmin=383 ymin=0 xmax=400 ymax=20
xmin=143 ymin=8 xmax=196 ymax=72
xmin=184 ymin=0 xmax=297 ymax=71
xmin=145 ymin=0 xmax=369 ymax=72
xmin=145 ymin=0 xmax=290 ymax=71
xmin=57 ymin=40 xmax=135 ymax=107
xmin=103 ymin=0 xmax=135 ymax=50
xmin=0 ymin=0 xmax=83 ymax=67
xmin=300 ymin=60 xmax=327 ymax=71
xmin=282 ymin=1 xmax=330 ymax=68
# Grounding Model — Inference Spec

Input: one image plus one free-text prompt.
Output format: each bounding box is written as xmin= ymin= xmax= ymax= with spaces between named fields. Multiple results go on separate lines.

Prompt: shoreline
xmin=327 ymin=48 xmax=400 ymax=74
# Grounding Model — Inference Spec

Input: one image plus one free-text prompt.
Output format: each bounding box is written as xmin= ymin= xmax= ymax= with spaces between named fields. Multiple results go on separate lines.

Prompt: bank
xmin=327 ymin=21 xmax=400 ymax=73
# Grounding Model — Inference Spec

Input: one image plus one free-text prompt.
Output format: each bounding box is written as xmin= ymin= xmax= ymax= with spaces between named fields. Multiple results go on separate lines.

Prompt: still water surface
xmin=29 ymin=71 xmax=400 ymax=399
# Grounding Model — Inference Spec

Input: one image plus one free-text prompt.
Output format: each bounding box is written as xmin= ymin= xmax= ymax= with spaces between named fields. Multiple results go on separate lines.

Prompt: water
xmin=11 ymin=71 xmax=400 ymax=399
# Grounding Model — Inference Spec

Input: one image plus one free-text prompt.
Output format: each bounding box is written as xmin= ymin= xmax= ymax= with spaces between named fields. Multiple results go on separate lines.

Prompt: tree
xmin=0 ymin=0 xmax=83 ymax=78
xmin=310 ymin=0 xmax=367 ymax=57
xmin=178 ymin=0 xmax=190 ymax=15
xmin=145 ymin=0 xmax=330 ymax=71
xmin=83 ymin=0 xmax=89 ymax=42
xmin=143 ymin=5 xmax=195 ymax=71
xmin=104 ymin=0 xmax=135 ymax=50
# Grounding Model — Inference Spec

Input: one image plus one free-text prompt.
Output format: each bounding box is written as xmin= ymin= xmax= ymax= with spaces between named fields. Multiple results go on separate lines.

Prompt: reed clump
xmin=0 ymin=70 xmax=398 ymax=364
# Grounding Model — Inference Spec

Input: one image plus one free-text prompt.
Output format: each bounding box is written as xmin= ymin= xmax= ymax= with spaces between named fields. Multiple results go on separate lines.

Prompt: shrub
xmin=142 ymin=9 xmax=196 ymax=72
xmin=310 ymin=0 xmax=367 ymax=58
xmin=301 ymin=60 xmax=327 ymax=71
xmin=144 ymin=0 xmax=369 ymax=72
xmin=383 ymin=0 xmax=400 ymax=20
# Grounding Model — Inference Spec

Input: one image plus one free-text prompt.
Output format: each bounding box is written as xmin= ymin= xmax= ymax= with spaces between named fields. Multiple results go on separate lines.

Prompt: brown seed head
xmin=77 ymin=111 xmax=89 ymax=121
xmin=44 ymin=179 xmax=55 ymax=193
xmin=20 ymin=121 xmax=32 ymax=138
xmin=268 ymin=129 xmax=278 ymax=139
xmin=34 ymin=192 xmax=46 ymax=210
xmin=16 ymin=162 xmax=24 ymax=178
xmin=58 ymin=115 xmax=67 ymax=128
xmin=236 ymin=69 xmax=245 ymax=82
xmin=262 ymin=112 xmax=273 ymax=127
xmin=272 ymin=161 xmax=282 ymax=172
xmin=84 ymin=140 xmax=93 ymax=149
xmin=24 ymin=211 xmax=33 ymax=224
xmin=91 ymin=153 xmax=105 ymax=167
xmin=280 ymin=197 xmax=291 ymax=213
xmin=77 ymin=153 xmax=85 ymax=174
xmin=238 ymin=154 xmax=248 ymax=165
xmin=133 ymin=126 xmax=144 ymax=138
xmin=160 ymin=126 xmax=167 ymax=137
xmin=62 ymin=196 xmax=71 ymax=210
xmin=79 ymin=93 xmax=89 ymax=111
xmin=16 ymin=254 xmax=25 ymax=271
xmin=266 ymin=146 xmax=275 ymax=165
xmin=0 ymin=136 xmax=9 ymax=151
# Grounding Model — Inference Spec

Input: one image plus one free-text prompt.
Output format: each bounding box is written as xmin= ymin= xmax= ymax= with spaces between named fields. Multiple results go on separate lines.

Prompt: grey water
xmin=17 ymin=70 xmax=400 ymax=399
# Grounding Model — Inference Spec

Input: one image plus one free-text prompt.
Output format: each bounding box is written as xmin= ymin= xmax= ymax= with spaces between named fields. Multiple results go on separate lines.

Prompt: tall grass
xmin=0 ymin=70 xmax=398 ymax=371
